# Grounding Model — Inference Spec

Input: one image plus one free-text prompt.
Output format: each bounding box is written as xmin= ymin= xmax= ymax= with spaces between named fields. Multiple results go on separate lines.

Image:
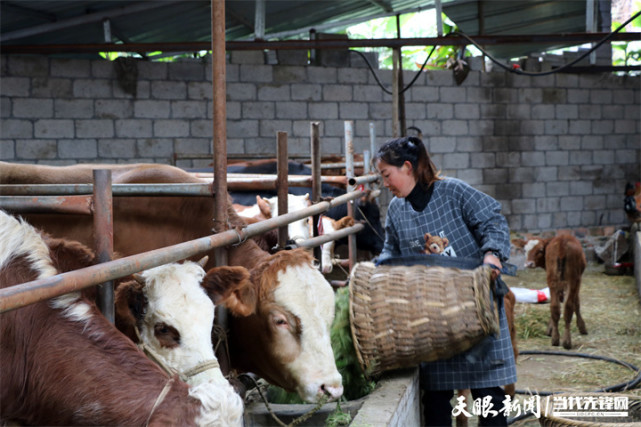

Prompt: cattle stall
xmin=0 ymin=126 xmax=382 ymax=310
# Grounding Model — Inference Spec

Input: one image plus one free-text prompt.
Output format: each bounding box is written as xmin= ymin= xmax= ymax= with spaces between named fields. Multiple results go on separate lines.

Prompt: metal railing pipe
xmin=0 ymin=195 xmax=93 ymax=214
xmin=0 ymin=188 xmax=370 ymax=313
xmin=348 ymin=174 xmax=380 ymax=186
xmin=293 ymin=223 xmax=364 ymax=249
xmin=0 ymin=183 xmax=214 ymax=196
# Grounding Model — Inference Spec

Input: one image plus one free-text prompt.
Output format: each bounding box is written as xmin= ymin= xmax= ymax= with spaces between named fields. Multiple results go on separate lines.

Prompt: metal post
xmin=392 ymin=48 xmax=400 ymax=138
xmin=395 ymin=14 xmax=406 ymax=137
xmin=369 ymin=122 xmax=376 ymax=159
xmin=277 ymin=131 xmax=289 ymax=248
xmin=254 ymin=0 xmax=265 ymax=40
xmin=344 ymin=121 xmax=357 ymax=271
xmin=310 ymin=122 xmax=322 ymax=265
xmin=93 ymin=169 xmax=114 ymax=324
xmin=211 ymin=0 xmax=229 ymax=374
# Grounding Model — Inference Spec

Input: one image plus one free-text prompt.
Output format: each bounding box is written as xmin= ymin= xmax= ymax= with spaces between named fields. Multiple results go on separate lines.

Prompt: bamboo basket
xmin=539 ymin=393 xmax=641 ymax=427
xmin=348 ymin=261 xmax=499 ymax=376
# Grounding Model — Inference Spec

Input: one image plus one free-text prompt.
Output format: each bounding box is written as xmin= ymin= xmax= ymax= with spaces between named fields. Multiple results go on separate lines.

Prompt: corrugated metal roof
xmin=0 ymin=0 xmax=602 ymax=60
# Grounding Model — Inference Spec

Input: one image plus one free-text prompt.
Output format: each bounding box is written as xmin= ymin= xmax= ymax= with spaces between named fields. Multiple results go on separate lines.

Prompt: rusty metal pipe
xmin=0 ymin=195 xmax=93 ymax=214
xmin=277 ymin=131 xmax=289 ymax=247
xmin=0 ymin=183 xmax=214 ymax=196
xmin=92 ymin=169 xmax=114 ymax=323
xmin=2 ymin=33 xmax=637 ymax=54
xmin=0 ymin=188 xmax=369 ymax=313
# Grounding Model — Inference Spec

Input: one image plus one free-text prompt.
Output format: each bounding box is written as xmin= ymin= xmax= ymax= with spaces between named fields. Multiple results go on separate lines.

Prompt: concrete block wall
xmin=1 ymin=53 xmax=639 ymax=233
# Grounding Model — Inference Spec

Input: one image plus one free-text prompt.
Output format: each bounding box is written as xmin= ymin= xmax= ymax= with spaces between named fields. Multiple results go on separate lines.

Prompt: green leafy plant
xmin=325 ymin=401 xmax=352 ymax=427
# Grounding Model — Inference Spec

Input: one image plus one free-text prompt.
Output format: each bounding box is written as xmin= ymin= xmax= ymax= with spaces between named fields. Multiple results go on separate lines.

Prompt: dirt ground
xmin=502 ymin=261 xmax=641 ymax=426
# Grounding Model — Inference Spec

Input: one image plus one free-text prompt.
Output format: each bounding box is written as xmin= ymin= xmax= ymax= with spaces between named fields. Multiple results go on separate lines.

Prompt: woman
xmin=374 ymin=136 xmax=516 ymax=427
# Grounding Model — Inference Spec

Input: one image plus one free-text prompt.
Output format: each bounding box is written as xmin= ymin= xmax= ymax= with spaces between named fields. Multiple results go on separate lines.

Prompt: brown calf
xmin=455 ymin=289 xmax=518 ymax=427
xmin=524 ymin=234 xmax=587 ymax=349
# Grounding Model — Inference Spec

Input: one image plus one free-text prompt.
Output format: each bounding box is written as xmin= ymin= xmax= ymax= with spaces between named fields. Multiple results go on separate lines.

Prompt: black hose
xmin=456 ymin=10 xmax=641 ymax=77
xmin=507 ymin=349 xmax=641 ymax=424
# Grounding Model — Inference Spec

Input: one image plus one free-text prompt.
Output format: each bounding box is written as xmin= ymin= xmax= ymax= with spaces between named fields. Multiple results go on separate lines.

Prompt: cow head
xmin=523 ymin=239 xmax=547 ymax=269
xmin=115 ymin=257 xmax=253 ymax=388
xmin=228 ymin=249 xmax=343 ymax=403
xmin=260 ymin=194 xmax=312 ymax=244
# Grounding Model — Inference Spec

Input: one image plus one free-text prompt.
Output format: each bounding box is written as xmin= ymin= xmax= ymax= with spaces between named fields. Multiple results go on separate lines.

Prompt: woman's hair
xmin=374 ymin=136 xmax=441 ymax=188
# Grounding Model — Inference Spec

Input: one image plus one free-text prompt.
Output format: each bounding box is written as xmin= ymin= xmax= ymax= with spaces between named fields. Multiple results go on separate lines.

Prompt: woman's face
xmin=376 ymin=159 xmax=417 ymax=198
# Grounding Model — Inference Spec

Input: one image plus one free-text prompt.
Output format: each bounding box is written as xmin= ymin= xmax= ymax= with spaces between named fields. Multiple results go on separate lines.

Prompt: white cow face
xmin=116 ymin=260 xmax=253 ymax=427
xmin=135 ymin=260 xmax=221 ymax=385
xmin=116 ymin=260 xmax=252 ymax=387
xmin=272 ymin=262 xmax=344 ymax=401
xmin=265 ymin=194 xmax=311 ymax=244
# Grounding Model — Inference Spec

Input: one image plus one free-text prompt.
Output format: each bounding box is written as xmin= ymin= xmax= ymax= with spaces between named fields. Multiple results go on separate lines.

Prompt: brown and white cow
xmin=0 ymin=210 xmax=239 ymax=426
xmin=0 ymin=161 xmax=344 ymax=403
xmin=524 ymin=234 xmax=588 ymax=349
xmin=114 ymin=258 xmax=254 ymax=426
xmin=235 ymin=193 xmax=356 ymax=274
xmin=235 ymin=193 xmax=312 ymax=245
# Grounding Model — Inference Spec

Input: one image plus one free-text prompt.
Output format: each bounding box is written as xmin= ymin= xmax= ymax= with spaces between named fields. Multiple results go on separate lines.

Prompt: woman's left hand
xmin=483 ymin=252 xmax=502 ymax=281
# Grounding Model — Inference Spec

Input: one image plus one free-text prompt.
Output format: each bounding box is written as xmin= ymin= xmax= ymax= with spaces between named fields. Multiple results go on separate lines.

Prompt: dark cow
xmin=0 ymin=210 xmax=240 ymax=426
xmin=0 ymin=161 xmax=343 ymax=403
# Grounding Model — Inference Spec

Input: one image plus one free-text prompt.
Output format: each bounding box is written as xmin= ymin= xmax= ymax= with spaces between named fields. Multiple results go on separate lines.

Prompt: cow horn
xmin=133 ymin=273 xmax=145 ymax=284
xmin=197 ymin=256 xmax=209 ymax=268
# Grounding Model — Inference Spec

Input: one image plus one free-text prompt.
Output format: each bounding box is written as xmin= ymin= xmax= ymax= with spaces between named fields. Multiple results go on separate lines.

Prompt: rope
xmin=241 ymin=374 xmax=331 ymax=427
xmin=135 ymin=325 xmax=220 ymax=382
xmin=135 ymin=326 xmax=176 ymax=378
xmin=355 ymin=204 xmax=385 ymax=244
xmin=180 ymin=359 xmax=220 ymax=383
xmin=145 ymin=377 xmax=175 ymax=426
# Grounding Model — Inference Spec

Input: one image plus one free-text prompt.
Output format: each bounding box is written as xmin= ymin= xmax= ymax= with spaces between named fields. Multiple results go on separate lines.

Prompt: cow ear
xmin=114 ymin=280 xmax=147 ymax=342
xmin=202 ymin=266 xmax=257 ymax=317
xmin=511 ymin=238 xmax=526 ymax=249
xmin=256 ymin=196 xmax=271 ymax=217
xmin=338 ymin=216 xmax=355 ymax=228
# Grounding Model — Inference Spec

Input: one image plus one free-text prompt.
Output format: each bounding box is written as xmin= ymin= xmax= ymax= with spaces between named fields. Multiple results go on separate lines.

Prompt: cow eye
xmin=272 ymin=313 xmax=289 ymax=328
xmin=154 ymin=322 xmax=180 ymax=347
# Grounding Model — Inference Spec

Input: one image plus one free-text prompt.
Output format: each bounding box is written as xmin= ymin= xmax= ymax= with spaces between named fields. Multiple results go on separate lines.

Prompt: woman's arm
xmin=458 ymin=181 xmax=511 ymax=263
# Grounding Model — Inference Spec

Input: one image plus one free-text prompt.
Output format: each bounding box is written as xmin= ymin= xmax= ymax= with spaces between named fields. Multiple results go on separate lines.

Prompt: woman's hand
xmin=483 ymin=252 xmax=502 ymax=281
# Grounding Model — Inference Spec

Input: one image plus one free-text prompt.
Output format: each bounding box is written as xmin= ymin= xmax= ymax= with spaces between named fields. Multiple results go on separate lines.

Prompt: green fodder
xmin=331 ymin=286 xmax=376 ymax=401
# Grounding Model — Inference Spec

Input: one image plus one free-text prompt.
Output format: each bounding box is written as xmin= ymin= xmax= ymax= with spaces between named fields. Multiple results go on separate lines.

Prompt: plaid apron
xmin=379 ymin=178 xmax=517 ymax=389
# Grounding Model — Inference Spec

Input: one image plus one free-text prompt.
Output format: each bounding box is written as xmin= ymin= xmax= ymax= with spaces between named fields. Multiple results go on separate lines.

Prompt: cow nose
xmin=320 ymin=383 xmax=344 ymax=400
xmin=524 ymin=261 xmax=534 ymax=268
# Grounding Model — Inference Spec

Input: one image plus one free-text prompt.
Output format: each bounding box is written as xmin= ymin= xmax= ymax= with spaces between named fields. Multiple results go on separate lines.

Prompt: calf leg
xmin=548 ymin=285 xmax=561 ymax=347
xmin=561 ymin=293 xmax=574 ymax=350
xmin=573 ymin=280 xmax=588 ymax=335
xmin=455 ymin=389 xmax=470 ymax=427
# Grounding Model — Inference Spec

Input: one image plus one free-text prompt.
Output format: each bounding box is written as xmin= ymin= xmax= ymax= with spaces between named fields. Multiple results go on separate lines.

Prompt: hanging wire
xmin=352 ymin=9 xmax=640 ymax=93
xmin=456 ymin=9 xmax=641 ymax=77
xmin=350 ymin=44 xmax=438 ymax=95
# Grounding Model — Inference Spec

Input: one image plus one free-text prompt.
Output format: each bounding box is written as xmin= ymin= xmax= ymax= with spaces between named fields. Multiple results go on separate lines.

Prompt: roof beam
xmin=1 ymin=1 xmax=182 ymax=43
xmin=2 ymin=1 xmax=57 ymax=24
xmin=226 ymin=9 xmax=255 ymax=33
xmin=364 ymin=0 xmax=394 ymax=13
xmin=2 ymin=32 xmax=638 ymax=54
